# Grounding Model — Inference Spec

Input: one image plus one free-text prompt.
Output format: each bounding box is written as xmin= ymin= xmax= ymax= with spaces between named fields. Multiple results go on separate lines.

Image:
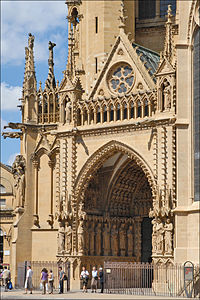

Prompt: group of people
xmin=24 ymin=265 xmax=65 ymax=295
xmin=80 ymin=266 xmax=104 ymax=293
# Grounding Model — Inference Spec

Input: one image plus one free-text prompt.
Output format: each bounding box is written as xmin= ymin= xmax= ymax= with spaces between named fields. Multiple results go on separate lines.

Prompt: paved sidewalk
xmin=1 ymin=288 xmax=184 ymax=300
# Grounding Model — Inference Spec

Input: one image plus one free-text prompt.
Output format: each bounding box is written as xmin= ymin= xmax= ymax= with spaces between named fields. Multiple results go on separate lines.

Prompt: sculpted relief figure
xmin=127 ymin=225 xmax=134 ymax=257
xmin=12 ymin=155 xmax=26 ymax=208
xmin=65 ymin=222 xmax=72 ymax=254
xmin=156 ymin=218 xmax=164 ymax=254
xmin=77 ymin=219 xmax=84 ymax=255
xmin=152 ymin=218 xmax=157 ymax=255
xmin=65 ymin=101 xmax=71 ymax=124
xmin=103 ymin=223 xmax=110 ymax=256
xmin=119 ymin=223 xmax=126 ymax=256
xmin=111 ymin=224 xmax=118 ymax=256
xmin=95 ymin=223 xmax=102 ymax=256
xmin=163 ymin=80 xmax=171 ymax=111
xmin=58 ymin=225 xmax=65 ymax=253
xmin=164 ymin=219 xmax=173 ymax=255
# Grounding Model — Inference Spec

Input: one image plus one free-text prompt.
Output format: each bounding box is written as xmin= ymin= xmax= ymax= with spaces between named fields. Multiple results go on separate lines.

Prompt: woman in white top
xmin=48 ymin=269 xmax=54 ymax=294
xmin=24 ymin=266 xmax=33 ymax=294
xmin=80 ymin=266 xmax=89 ymax=293
xmin=91 ymin=266 xmax=98 ymax=293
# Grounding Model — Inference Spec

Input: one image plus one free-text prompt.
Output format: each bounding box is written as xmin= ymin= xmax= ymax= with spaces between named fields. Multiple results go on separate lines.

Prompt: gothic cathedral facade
xmin=2 ymin=0 xmax=200 ymax=289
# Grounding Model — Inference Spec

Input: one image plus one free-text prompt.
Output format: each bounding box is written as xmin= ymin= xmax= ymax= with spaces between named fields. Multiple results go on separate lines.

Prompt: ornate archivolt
xmin=74 ymin=140 xmax=156 ymax=207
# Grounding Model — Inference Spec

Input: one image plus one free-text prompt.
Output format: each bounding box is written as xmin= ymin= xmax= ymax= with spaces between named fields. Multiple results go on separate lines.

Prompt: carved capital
xmin=47 ymin=214 xmax=54 ymax=228
xmin=33 ymin=214 xmax=40 ymax=228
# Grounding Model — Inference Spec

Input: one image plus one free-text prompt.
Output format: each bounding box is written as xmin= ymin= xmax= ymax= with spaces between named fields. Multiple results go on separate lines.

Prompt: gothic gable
xmin=156 ymin=57 xmax=175 ymax=77
xmin=89 ymin=32 xmax=160 ymax=99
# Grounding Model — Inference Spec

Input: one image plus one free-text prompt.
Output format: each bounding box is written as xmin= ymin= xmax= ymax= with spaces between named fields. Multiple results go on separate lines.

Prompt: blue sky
xmin=1 ymin=0 xmax=68 ymax=165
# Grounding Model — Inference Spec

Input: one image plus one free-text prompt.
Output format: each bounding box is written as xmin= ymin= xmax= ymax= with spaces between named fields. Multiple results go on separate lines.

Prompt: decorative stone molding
xmin=74 ymin=140 xmax=156 ymax=208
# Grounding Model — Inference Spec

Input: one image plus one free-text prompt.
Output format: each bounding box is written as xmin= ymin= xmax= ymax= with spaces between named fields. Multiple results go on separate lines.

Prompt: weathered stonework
xmin=1 ymin=0 xmax=199 ymax=290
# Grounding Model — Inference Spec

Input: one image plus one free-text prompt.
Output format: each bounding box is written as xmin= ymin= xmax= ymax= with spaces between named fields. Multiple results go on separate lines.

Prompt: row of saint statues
xmin=78 ymin=221 xmax=136 ymax=257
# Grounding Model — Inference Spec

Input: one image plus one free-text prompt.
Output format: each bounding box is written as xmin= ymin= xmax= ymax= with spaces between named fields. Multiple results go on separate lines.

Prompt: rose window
xmin=107 ymin=63 xmax=134 ymax=94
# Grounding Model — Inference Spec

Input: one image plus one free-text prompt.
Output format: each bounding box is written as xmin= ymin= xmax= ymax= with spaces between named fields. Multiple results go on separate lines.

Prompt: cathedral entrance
xmin=77 ymin=148 xmax=154 ymax=264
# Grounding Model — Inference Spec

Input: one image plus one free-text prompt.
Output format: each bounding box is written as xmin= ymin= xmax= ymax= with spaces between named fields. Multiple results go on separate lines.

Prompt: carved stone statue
xmin=163 ymin=80 xmax=171 ymax=111
xmin=156 ymin=218 xmax=164 ymax=254
xmin=152 ymin=218 xmax=158 ymax=255
xmin=127 ymin=225 xmax=134 ymax=257
xmin=65 ymin=101 xmax=71 ymax=123
xmin=111 ymin=224 xmax=118 ymax=256
xmin=119 ymin=223 xmax=126 ymax=256
xmin=58 ymin=225 xmax=65 ymax=253
xmin=12 ymin=155 xmax=26 ymax=208
xmin=95 ymin=223 xmax=102 ymax=256
xmin=103 ymin=223 xmax=110 ymax=256
xmin=164 ymin=219 xmax=173 ymax=255
xmin=77 ymin=219 xmax=84 ymax=255
xmin=65 ymin=222 xmax=72 ymax=254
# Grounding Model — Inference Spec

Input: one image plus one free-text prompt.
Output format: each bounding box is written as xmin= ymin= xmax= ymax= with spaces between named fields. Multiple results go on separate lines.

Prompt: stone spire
xmin=45 ymin=41 xmax=56 ymax=90
xmin=66 ymin=26 xmax=75 ymax=79
xmin=23 ymin=33 xmax=37 ymax=94
xmin=163 ymin=5 xmax=173 ymax=62
xmin=118 ymin=0 xmax=127 ymax=33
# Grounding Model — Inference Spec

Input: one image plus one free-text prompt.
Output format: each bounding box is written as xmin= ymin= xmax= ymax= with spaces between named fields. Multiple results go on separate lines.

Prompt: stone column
xmin=134 ymin=217 xmax=142 ymax=261
xmin=33 ymin=160 xmax=39 ymax=227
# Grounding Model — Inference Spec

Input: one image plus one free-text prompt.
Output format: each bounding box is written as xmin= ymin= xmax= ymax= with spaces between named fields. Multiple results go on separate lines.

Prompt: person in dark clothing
xmin=58 ymin=267 xmax=64 ymax=294
xmin=98 ymin=267 xmax=104 ymax=293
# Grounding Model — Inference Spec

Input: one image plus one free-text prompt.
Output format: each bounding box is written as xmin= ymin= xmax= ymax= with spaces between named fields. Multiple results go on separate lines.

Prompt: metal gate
xmin=104 ymin=262 xmax=200 ymax=298
xmin=17 ymin=261 xmax=70 ymax=291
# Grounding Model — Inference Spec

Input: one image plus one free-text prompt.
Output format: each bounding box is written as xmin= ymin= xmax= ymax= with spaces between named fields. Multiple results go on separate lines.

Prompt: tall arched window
xmin=193 ymin=28 xmax=200 ymax=201
xmin=144 ymin=100 xmax=149 ymax=117
xmin=139 ymin=0 xmax=156 ymax=19
xmin=117 ymin=104 xmax=120 ymax=121
xmin=77 ymin=108 xmax=81 ymax=126
xmin=110 ymin=105 xmax=114 ymax=121
xmin=124 ymin=103 xmax=127 ymax=120
xmin=130 ymin=101 xmax=134 ymax=118
xmin=137 ymin=101 xmax=141 ymax=118
xmin=97 ymin=106 xmax=100 ymax=123
xmin=103 ymin=106 xmax=107 ymax=122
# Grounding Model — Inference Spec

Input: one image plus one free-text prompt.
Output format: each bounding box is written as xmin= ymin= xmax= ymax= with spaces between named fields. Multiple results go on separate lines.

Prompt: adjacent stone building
xmin=2 ymin=0 xmax=199 ymax=289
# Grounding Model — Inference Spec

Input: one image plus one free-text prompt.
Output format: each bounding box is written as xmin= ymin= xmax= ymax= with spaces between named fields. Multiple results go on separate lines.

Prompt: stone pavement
xmin=1 ymin=288 xmax=184 ymax=300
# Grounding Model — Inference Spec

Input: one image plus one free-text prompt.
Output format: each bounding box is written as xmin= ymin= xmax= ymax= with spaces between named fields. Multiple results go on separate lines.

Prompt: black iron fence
xmin=104 ymin=262 xmax=200 ymax=298
xmin=17 ymin=261 xmax=70 ymax=291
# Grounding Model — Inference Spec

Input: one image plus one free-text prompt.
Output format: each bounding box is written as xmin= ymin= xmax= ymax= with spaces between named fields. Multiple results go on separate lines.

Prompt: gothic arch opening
xmin=78 ymin=149 xmax=153 ymax=263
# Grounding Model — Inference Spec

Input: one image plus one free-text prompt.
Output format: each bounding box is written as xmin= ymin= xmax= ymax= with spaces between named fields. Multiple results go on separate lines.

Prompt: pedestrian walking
xmin=40 ymin=268 xmax=48 ymax=295
xmin=80 ymin=266 xmax=89 ymax=293
xmin=99 ymin=267 xmax=104 ymax=293
xmin=91 ymin=266 xmax=98 ymax=293
xmin=24 ymin=265 xmax=33 ymax=294
xmin=2 ymin=266 xmax=11 ymax=292
xmin=48 ymin=269 xmax=54 ymax=294
xmin=58 ymin=266 xmax=64 ymax=294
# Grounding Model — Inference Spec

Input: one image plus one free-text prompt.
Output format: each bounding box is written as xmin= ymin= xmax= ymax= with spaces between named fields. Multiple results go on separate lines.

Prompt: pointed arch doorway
xmin=76 ymin=142 xmax=155 ymax=264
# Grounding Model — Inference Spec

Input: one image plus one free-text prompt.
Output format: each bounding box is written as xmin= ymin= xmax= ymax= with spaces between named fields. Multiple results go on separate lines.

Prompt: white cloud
xmin=1 ymin=82 xmax=22 ymax=111
xmin=7 ymin=152 xmax=20 ymax=166
xmin=1 ymin=1 xmax=67 ymax=65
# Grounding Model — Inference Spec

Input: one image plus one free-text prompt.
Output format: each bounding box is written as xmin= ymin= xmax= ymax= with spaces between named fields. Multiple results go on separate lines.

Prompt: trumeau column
xmin=134 ymin=217 xmax=142 ymax=262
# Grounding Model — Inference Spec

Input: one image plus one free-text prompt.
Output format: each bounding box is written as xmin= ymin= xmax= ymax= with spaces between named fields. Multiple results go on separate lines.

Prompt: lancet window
xmin=37 ymin=92 xmax=59 ymax=124
xmin=75 ymin=91 xmax=156 ymax=126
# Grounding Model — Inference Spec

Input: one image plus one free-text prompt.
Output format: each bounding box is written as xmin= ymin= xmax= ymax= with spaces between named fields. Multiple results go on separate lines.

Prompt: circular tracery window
xmin=107 ymin=63 xmax=135 ymax=94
